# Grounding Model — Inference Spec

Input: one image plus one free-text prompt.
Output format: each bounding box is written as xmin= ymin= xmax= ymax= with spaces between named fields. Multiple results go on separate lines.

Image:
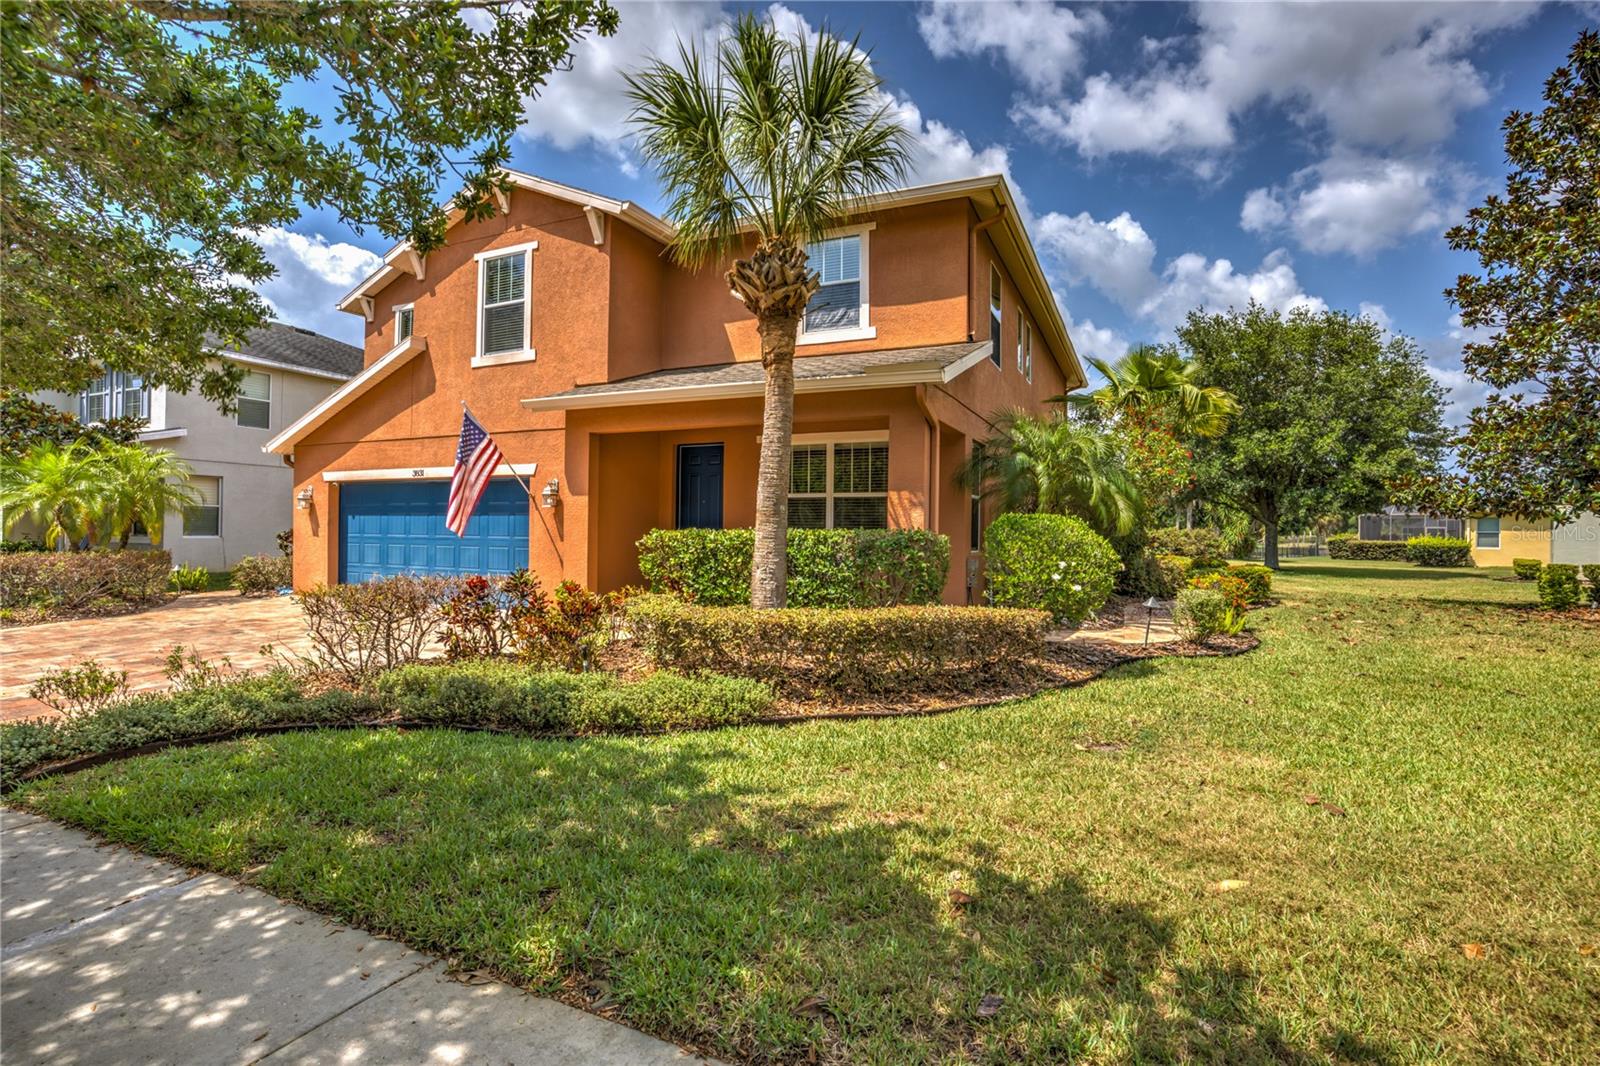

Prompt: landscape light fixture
xmin=1143 ymin=596 xmax=1161 ymax=645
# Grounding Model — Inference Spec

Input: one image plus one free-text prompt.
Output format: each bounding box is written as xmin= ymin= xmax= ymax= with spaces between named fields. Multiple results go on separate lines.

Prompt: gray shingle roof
xmin=207 ymin=322 xmax=363 ymax=379
xmin=525 ymin=341 xmax=991 ymax=410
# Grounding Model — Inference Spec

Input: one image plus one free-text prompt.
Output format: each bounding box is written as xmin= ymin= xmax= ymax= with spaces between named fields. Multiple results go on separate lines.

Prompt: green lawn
xmin=12 ymin=561 xmax=1598 ymax=1063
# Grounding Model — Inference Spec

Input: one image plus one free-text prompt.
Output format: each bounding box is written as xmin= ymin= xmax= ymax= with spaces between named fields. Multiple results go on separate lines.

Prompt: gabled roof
xmin=207 ymin=322 xmax=363 ymax=380
xmin=330 ymin=170 xmax=1083 ymax=390
xmin=264 ymin=335 xmax=426 ymax=455
xmin=522 ymin=341 xmax=994 ymax=411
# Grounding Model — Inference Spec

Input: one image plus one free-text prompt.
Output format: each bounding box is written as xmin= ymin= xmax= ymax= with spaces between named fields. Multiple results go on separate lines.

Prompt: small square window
xmin=395 ymin=306 xmax=413 ymax=342
xmin=1475 ymin=517 xmax=1500 ymax=549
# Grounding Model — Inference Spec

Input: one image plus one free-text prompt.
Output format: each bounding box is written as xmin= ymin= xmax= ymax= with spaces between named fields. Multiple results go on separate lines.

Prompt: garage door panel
xmin=338 ymin=479 xmax=529 ymax=583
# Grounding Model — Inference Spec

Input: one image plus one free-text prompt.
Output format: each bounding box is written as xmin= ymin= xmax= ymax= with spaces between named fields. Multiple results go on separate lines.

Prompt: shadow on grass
xmin=1278 ymin=562 xmax=1498 ymax=583
xmin=21 ymin=727 xmax=1349 ymax=1063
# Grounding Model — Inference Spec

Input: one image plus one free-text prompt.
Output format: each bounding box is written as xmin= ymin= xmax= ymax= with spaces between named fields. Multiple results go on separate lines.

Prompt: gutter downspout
xmin=968 ymin=205 xmax=1009 ymax=340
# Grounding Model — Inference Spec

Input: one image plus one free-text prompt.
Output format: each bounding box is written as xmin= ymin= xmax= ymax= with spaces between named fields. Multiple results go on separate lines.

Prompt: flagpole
xmin=462 ymin=401 xmax=535 ymax=500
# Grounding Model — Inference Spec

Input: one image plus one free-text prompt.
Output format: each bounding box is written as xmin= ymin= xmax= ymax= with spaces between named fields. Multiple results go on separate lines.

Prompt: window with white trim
xmin=802 ymin=230 xmax=868 ymax=337
xmin=185 ymin=476 xmax=222 ymax=537
xmin=1016 ymin=311 xmax=1025 ymax=373
xmin=79 ymin=371 xmax=147 ymax=423
xmin=479 ymin=248 xmax=530 ymax=357
xmin=989 ymin=265 xmax=1002 ymax=368
xmin=236 ymin=371 xmax=271 ymax=429
xmin=1476 ymin=517 xmax=1500 ymax=549
xmin=1023 ymin=321 xmax=1033 ymax=383
xmin=788 ymin=441 xmax=888 ymax=529
xmin=395 ymin=304 xmax=413 ymax=343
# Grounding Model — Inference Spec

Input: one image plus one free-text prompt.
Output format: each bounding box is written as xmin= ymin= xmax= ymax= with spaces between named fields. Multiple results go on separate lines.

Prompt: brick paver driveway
xmin=0 ymin=592 xmax=312 ymax=721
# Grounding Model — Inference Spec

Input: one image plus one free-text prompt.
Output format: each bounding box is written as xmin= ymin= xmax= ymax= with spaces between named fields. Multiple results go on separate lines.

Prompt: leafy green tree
xmin=627 ymin=15 xmax=911 ymax=608
xmin=1 ymin=441 xmax=109 ymax=548
xmin=2 ymin=0 xmax=617 ymax=404
xmin=1180 ymin=304 xmax=1447 ymax=568
xmin=1067 ymin=345 xmax=1239 ymax=439
xmin=1422 ymin=29 xmax=1599 ymax=521
xmin=962 ymin=412 xmax=1143 ymax=538
xmin=97 ymin=444 xmax=201 ymax=549
xmin=0 ymin=390 xmax=144 ymax=459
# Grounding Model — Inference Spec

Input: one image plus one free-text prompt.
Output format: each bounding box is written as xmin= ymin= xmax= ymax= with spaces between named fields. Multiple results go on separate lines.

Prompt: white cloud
xmin=1021 ymin=2 xmax=1534 ymax=160
xmin=1059 ymin=305 xmax=1128 ymax=367
xmin=1242 ymin=155 xmax=1472 ymax=257
xmin=1034 ymin=210 xmax=1158 ymax=311
xmin=1359 ymin=302 xmax=1393 ymax=334
xmin=1138 ymin=248 xmax=1326 ymax=332
xmin=916 ymin=1 xmax=1106 ymax=93
xmin=248 ymin=227 xmax=381 ymax=343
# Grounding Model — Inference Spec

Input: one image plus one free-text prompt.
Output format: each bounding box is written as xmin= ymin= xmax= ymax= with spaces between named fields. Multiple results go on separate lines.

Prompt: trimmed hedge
xmin=233 ymin=553 xmax=292 ymax=597
xmin=1146 ymin=527 xmax=1227 ymax=565
xmin=1512 ymin=558 xmax=1543 ymax=581
xmin=1538 ymin=564 xmax=1582 ymax=611
xmin=627 ymin=594 xmax=1047 ymax=696
xmin=377 ymin=661 xmax=771 ymax=732
xmin=983 ymin=513 xmax=1120 ymax=625
xmin=0 ymin=549 xmax=172 ymax=612
xmin=636 ymin=528 xmax=949 ymax=607
xmin=1326 ymin=535 xmax=1410 ymax=561
xmin=1227 ymin=563 xmax=1273 ymax=604
xmin=1405 ymin=536 xmax=1473 ymax=567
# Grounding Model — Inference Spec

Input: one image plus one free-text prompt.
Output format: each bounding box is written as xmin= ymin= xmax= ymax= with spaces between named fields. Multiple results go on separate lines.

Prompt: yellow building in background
xmin=1469 ymin=513 xmax=1600 ymax=568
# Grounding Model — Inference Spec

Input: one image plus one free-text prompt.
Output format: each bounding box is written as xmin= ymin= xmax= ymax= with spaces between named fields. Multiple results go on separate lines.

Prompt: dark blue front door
xmin=676 ymin=444 xmax=724 ymax=529
xmin=338 ymin=479 xmax=529 ymax=583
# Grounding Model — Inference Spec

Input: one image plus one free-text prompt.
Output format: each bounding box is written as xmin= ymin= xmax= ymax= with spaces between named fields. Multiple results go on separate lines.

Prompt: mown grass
xmin=12 ymin=560 xmax=1598 ymax=1063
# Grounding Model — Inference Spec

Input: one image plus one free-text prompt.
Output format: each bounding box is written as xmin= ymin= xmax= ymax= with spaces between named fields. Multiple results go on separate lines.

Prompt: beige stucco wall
xmin=1468 ymin=516 xmax=1553 ymax=567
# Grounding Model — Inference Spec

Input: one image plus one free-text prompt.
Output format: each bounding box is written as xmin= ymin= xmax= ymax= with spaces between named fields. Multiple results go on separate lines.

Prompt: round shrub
xmin=983 ymin=513 xmax=1119 ymax=625
xmin=1188 ymin=570 xmax=1250 ymax=612
xmin=1511 ymin=558 xmax=1542 ymax=581
xmin=232 ymin=553 xmax=292 ymax=596
xmin=1405 ymin=536 xmax=1473 ymax=567
xmin=1226 ymin=563 xmax=1273 ymax=604
xmin=1537 ymin=563 xmax=1581 ymax=611
xmin=1172 ymin=587 xmax=1229 ymax=643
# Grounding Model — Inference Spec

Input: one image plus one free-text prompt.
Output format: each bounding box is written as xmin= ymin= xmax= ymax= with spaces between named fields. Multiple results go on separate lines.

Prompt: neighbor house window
xmin=475 ymin=242 xmax=535 ymax=360
xmin=1476 ymin=517 xmax=1500 ymax=549
xmin=236 ymin=370 xmax=271 ymax=429
xmin=989 ymin=265 xmax=1002 ymax=367
xmin=80 ymin=371 xmax=147 ymax=422
xmin=1023 ymin=322 xmax=1033 ymax=383
xmin=801 ymin=228 xmax=871 ymax=339
xmin=185 ymin=476 xmax=221 ymax=537
xmin=970 ymin=442 xmax=983 ymax=549
xmin=395 ymin=304 xmax=414 ymax=343
xmin=788 ymin=440 xmax=888 ymax=529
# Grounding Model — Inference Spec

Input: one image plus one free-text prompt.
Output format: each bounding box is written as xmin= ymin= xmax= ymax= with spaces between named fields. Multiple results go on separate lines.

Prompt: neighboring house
xmin=38 ymin=324 xmax=361 ymax=570
xmin=1355 ymin=509 xmax=1464 ymax=542
xmin=1468 ymin=513 xmax=1600 ymax=568
xmin=267 ymin=171 xmax=1086 ymax=604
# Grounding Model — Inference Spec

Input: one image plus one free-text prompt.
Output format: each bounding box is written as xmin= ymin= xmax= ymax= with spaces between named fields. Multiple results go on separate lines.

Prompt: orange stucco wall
xmin=289 ymin=183 xmax=1080 ymax=603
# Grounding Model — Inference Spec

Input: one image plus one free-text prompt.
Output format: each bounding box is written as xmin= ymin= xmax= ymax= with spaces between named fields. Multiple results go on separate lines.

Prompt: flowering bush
xmin=983 ymin=513 xmax=1119 ymax=625
xmin=1188 ymin=570 xmax=1251 ymax=613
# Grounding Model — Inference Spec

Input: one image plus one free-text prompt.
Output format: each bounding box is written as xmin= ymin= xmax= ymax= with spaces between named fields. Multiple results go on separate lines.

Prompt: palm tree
xmin=97 ymin=443 xmax=200 ymax=548
xmin=628 ymin=15 xmax=911 ymax=608
xmin=0 ymin=440 xmax=108 ymax=548
xmin=1067 ymin=345 xmax=1239 ymax=438
xmin=962 ymin=411 xmax=1143 ymax=538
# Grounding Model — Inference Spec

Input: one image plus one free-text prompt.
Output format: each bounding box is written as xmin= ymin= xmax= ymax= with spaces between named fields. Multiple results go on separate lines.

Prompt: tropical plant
xmin=961 ymin=411 xmax=1142 ymax=537
xmin=97 ymin=443 xmax=200 ymax=548
xmin=1067 ymin=345 xmax=1240 ymax=438
xmin=627 ymin=14 xmax=911 ymax=607
xmin=0 ymin=440 xmax=107 ymax=548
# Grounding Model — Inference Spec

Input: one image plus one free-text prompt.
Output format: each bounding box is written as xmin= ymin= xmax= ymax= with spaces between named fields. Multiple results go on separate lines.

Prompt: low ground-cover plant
xmin=232 ymin=553 xmax=291 ymax=596
xmin=439 ymin=571 xmax=621 ymax=669
xmin=1512 ymin=558 xmax=1543 ymax=580
xmin=1405 ymin=536 xmax=1473 ymax=567
xmin=297 ymin=575 xmax=453 ymax=685
xmin=637 ymin=528 xmax=949 ymax=607
xmin=984 ymin=513 xmax=1119 ymax=625
xmin=1326 ymin=534 xmax=1410 ymax=562
xmin=169 ymin=563 xmax=210 ymax=592
xmin=26 ymin=660 xmax=129 ymax=720
xmin=628 ymin=594 xmax=1047 ymax=696
xmin=378 ymin=661 xmax=771 ymax=733
xmin=0 ymin=549 xmax=171 ymax=613
xmin=1172 ymin=587 xmax=1243 ymax=643
xmin=1538 ymin=563 xmax=1583 ymax=611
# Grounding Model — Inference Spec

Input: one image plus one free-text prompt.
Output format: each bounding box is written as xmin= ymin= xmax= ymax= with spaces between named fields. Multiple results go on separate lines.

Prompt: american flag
xmin=446 ymin=408 xmax=504 ymax=536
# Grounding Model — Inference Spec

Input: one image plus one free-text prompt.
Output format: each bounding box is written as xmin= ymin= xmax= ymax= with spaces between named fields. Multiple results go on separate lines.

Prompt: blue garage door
xmin=338 ymin=479 xmax=529 ymax=583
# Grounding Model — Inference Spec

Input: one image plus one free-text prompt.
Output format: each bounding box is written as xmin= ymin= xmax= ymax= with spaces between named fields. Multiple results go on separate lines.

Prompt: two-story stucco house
xmin=266 ymin=171 xmax=1086 ymax=604
xmin=41 ymin=324 xmax=361 ymax=570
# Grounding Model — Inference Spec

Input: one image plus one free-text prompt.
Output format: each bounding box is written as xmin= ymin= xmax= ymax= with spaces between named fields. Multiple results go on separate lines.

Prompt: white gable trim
xmin=263 ymin=335 xmax=426 ymax=455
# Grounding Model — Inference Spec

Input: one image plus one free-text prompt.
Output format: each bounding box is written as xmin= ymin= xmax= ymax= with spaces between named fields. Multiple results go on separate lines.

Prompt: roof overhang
xmin=215 ymin=349 xmax=354 ymax=382
xmin=522 ymin=342 xmax=994 ymax=413
xmin=263 ymin=335 xmax=426 ymax=455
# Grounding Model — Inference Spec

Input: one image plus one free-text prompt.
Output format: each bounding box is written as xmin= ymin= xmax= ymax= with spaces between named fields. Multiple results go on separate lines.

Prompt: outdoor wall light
xmin=540 ymin=477 xmax=561 ymax=510
xmin=295 ymin=487 xmax=314 ymax=510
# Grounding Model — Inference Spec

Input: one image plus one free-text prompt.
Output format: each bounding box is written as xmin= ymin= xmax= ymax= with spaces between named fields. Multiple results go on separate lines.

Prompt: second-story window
xmin=989 ymin=265 xmax=1002 ymax=368
xmin=478 ymin=246 xmax=531 ymax=358
xmin=236 ymin=370 xmax=271 ymax=428
xmin=1023 ymin=322 xmax=1033 ymax=383
xmin=80 ymin=371 xmax=147 ymax=423
xmin=395 ymin=305 xmax=414 ymax=343
xmin=800 ymin=227 xmax=873 ymax=341
xmin=1016 ymin=310 xmax=1025 ymax=373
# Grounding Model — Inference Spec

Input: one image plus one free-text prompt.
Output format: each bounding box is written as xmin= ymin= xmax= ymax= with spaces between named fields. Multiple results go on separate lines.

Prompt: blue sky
xmin=258 ymin=1 xmax=1597 ymax=425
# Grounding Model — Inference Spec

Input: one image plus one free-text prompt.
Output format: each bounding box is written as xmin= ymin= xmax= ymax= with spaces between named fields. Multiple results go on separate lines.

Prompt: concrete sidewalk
xmin=1 ymin=809 xmax=717 ymax=1065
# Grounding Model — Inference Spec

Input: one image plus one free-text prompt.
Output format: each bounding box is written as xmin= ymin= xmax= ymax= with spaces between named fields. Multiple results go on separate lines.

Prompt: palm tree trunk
xmin=752 ymin=314 xmax=798 ymax=609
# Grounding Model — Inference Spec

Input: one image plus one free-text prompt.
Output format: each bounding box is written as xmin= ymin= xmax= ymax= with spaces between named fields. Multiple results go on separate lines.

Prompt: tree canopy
xmin=2 ymin=0 xmax=617 ymax=403
xmin=1413 ymin=28 xmax=1599 ymax=522
xmin=1181 ymin=304 xmax=1447 ymax=568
